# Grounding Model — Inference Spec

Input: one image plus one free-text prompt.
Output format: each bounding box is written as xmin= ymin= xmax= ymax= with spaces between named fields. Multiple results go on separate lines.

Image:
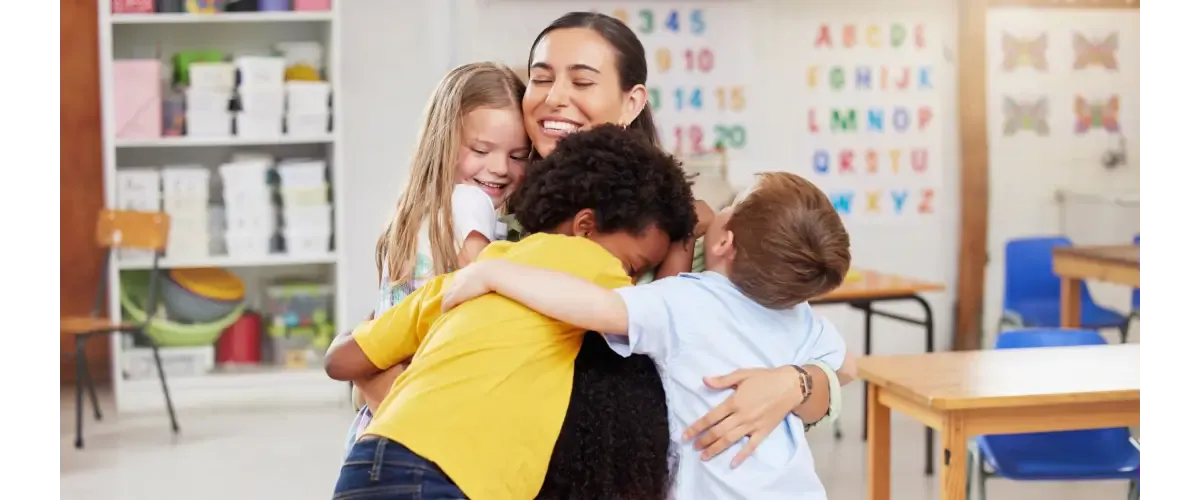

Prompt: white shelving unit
xmin=97 ymin=3 xmax=348 ymax=415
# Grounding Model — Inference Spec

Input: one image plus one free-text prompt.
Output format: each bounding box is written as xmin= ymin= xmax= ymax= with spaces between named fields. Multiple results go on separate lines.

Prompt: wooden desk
xmin=859 ymin=344 xmax=1140 ymax=500
xmin=813 ymin=270 xmax=946 ymax=475
xmin=817 ymin=270 xmax=946 ymax=302
xmin=1053 ymin=245 xmax=1140 ymax=327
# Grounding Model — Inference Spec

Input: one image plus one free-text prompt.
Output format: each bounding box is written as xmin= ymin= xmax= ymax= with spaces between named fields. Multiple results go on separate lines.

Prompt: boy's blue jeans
xmin=334 ymin=436 xmax=466 ymax=499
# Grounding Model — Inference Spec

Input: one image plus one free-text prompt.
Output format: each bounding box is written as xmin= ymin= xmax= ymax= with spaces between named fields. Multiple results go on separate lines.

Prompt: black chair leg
xmin=149 ymin=342 xmax=181 ymax=434
xmin=1128 ymin=478 xmax=1139 ymax=500
xmin=1119 ymin=320 xmax=1131 ymax=344
xmin=74 ymin=337 xmax=86 ymax=449
xmin=79 ymin=346 xmax=103 ymax=421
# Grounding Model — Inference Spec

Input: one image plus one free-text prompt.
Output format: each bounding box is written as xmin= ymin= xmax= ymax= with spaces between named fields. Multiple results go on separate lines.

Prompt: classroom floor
xmin=60 ymin=384 xmax=1132 ymax=500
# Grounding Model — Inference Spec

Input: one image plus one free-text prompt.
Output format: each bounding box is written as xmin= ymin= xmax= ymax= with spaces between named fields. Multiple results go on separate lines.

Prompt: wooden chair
xmin=62 ymin=209 xmax=180 ymax=449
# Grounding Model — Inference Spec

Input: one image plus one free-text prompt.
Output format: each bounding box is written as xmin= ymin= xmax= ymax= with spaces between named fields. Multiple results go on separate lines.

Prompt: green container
xmin=119 ymin=270 xmax=245 ymax=347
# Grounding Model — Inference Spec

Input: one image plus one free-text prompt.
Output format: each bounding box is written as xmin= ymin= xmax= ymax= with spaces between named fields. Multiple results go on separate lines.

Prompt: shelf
xmin=111 ymin=12 xmax=334 ymax=25
xmin=116 ymin=135 xmax=335 ymax=149
xmin=119 ymin=252 xmax=337 ymax=270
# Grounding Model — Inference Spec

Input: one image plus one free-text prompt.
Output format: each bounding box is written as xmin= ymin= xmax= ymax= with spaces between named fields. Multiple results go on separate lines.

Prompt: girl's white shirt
xmin=374 ymin=184 xmax=499 ymax=316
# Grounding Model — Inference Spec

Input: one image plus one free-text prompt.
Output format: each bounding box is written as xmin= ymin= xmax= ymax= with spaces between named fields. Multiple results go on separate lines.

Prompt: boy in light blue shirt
xmin=441 ymin=171 xmax=852 ymax=500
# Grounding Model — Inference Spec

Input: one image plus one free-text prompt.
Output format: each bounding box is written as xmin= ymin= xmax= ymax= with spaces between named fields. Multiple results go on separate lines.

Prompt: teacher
xmin=522 ymin=12 xmax=849 ymax=500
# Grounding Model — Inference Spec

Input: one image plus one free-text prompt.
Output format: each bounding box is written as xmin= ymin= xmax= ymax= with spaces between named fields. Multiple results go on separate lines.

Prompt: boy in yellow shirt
xmin=324 ymin=125 xmax=698 ymax=500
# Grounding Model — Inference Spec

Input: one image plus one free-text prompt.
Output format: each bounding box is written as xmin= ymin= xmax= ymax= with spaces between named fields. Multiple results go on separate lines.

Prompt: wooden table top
xmin=814 ymin=269 xmax=944 ymax=302
xmin=1053 ymin=244 xmax=1139 ymax=267
xmin=857 ymin=344 xmax=1139 ymax=410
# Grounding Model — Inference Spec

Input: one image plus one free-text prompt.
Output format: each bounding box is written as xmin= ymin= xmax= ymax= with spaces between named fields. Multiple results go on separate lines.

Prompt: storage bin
xmin=112 ymin=0 xmax=154 ymax=14
xmin=219 ymin=159 xmax=273 ymax=186
xmin=285 ymin=81 xmax=331 ymax=114
xmin=224 ymin=230 xmax=273 ymax=257
xmin=263 ymin=282 xmax=335 ymax=367
xmin=161 ymin=167 xmax=210 ymax=198
xmin=236 ymin=56 xmax=286 ymax=87
xmin=185 ymin=88 xmax=232 ymax=114
xmin=235 ymin=113 xmax=283 ymax=138
xmin=186 ymin=111 xmax=232 ymax=138
xmin=113 ymin=60 xmax=163 ymax=139
xmin=188 ymin=62 xmax=237 ymax=91
xmin=275 ymin=42 xmax=324 ymax=70
xmin=280 ymin=184 xmax=329 ymax=206
xmin=282 ymin=228 xmax=331 ymax=255
xmin=166 ymin=234 xmax=211 ymax=261
xmin=122 ymin=346 xmax=215 ymax=381
xmin=276 ymin=159 xmax=326 ymax=187
xmin=225 ymin=210 xmax=276 ymax=233
xmin=222 ymin=187 xmax=273 ymax=209
xmin=285 ymin=112 xmax=329 ymax=136
xmin=260 ymin=0 xmax=290 ymax=11
xmin=116 ymin=169 xmax=161 ymax=204
xmin=238 ymin=85 xmax=285 ymax=116
xmin=294 ymin=0 xmax=330 ymax=11
xmin=281 ymin=205 xmax=332 ymax=231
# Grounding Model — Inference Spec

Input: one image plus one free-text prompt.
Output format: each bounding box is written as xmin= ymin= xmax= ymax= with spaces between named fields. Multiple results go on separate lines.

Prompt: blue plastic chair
xmin=970 ymin=328 xmax=1140 ymax=500
xmin=1131 ymin=235 xmax=1140 ymax=313
xmin=1002 ymin=237 xmax=1131 ymax=342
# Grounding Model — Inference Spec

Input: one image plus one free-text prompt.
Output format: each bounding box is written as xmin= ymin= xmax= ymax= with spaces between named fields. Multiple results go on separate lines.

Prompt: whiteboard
xmin=791 ymin=19 xmax=947 ymax=224
xmin=467 ymin=1 xmax=755 ymax=169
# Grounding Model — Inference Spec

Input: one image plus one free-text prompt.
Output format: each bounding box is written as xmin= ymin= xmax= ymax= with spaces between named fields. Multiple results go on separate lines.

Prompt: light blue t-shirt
xmin=606 ymin=271 xmax=846 ymax=500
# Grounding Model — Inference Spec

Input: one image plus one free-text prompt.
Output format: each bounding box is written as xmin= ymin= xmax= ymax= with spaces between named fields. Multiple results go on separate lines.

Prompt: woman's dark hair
xmin=536 ymin=333 xmax=675 ymax=500
xmin=528 ymin=12 xmax=660 ymax=147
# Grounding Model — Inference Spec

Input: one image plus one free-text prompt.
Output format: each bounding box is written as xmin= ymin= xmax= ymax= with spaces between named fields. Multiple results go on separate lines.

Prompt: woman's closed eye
xmin=572 ymin=81 xmax=595 ymax=88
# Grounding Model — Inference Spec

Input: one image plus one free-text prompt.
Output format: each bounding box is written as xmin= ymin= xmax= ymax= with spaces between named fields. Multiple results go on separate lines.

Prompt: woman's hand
xmin=440 ymin=261 xmax=497 ymax=312
xmin=681 ymin=366 xmax=804 ymax=467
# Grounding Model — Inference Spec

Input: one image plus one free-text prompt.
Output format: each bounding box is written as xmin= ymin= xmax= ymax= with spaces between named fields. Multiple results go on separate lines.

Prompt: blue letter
xmin=813 ymin=150 xmax=830 ymax=174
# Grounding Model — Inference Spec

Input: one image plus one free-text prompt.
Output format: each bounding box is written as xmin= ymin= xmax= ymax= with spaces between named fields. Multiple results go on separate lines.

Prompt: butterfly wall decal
xmin=1000 ymin=32 xmax=1049 ymax=72
xmin=1072 ymin=32 xmax=1118 ymax=70
xmin=1002 ymin=97 xmax=1050 ymax=136
xmin=1074 ymin=95 xmax=1120 ymax=134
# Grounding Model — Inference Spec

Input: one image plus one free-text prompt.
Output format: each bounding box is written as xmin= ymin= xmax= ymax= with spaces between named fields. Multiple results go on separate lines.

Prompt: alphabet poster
xmin=470 ymin=2 xmax=754 ymax=167
xmin=793 ymin=20 xmax=945 ymax=223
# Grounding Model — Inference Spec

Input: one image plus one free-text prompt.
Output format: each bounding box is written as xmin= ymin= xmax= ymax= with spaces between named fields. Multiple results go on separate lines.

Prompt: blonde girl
xmin=344 ymin=62 xmax=530 ymax=452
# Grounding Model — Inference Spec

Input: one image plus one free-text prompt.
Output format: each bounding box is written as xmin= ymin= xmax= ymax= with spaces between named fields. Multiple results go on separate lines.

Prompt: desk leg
xmin=939 ymin=414 xmax=967 ymax=500
xmin=1060 ymin=277 xmax=1082 ymax=328
xmin=867 ymin=383 xmax=891 ymax=500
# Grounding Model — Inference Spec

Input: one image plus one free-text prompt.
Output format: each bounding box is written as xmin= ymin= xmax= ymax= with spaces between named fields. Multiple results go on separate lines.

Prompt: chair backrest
xmin=95 ymin=209 xmax=171 ymax=251
xmin=1003 ymin=236 xmax=1095 ymax=308
xmin=995 ymin=327 xmax=1107 ymax=349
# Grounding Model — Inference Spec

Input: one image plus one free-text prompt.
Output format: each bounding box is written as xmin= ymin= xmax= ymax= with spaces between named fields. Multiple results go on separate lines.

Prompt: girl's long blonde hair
xmin=376 ymin=62 xmax=526 ymax=286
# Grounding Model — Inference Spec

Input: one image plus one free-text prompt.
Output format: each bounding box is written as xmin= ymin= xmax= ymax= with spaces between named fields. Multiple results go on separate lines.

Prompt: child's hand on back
xmin=441 ymin=261 xmax=498 ymax=312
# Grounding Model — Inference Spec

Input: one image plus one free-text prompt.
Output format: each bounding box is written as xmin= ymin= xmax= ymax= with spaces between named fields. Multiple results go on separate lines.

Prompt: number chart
xmin=472 ymin=2 xmax=754 ymax=165
xmin=794 ymin=20 xmax=946 ymax=223
xmin=608 ymin=4 xmax=752 ymax=160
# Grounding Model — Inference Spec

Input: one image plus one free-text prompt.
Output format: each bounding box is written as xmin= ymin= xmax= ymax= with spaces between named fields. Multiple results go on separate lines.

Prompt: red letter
xmin=815 ymin=24 xmax=832 ymax=48
xmin=865 ymin=149 xmax=879 ymax=174
xmin=808 ymin=108 xmax=821 ymax=133
xmin=838 ymin=150 xmax=855 ymax=174
xmin=911 ymin=149 xmax=928 ymax=173
xmin=914 ymin=24 xmax=926 ymax=49
xmin=894 ymin=67 xmax=910 ymax=90
xmin=918 ymin=189 xmax=934 ymax=213
xmin=842 ymin=25 xmax=857 ymax=48
xmin=918 ymin=106 xmax=933 ymax=130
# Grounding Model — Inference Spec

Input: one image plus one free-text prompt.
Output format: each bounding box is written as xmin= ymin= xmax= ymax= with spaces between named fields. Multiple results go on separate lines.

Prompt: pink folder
xmin=113 ymin=60 xmax=163 ymax=139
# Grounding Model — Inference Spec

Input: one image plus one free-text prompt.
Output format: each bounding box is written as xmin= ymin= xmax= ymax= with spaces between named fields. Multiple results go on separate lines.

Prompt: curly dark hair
xmin=536 ymin=333 xmax=675 ymax=500
xmin=510 ymin=124 xmax=696 ymax=244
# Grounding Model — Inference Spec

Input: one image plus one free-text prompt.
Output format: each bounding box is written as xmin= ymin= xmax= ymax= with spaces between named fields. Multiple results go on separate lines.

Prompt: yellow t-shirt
xmin=353 ymin=233 xmax=632 ymax=500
